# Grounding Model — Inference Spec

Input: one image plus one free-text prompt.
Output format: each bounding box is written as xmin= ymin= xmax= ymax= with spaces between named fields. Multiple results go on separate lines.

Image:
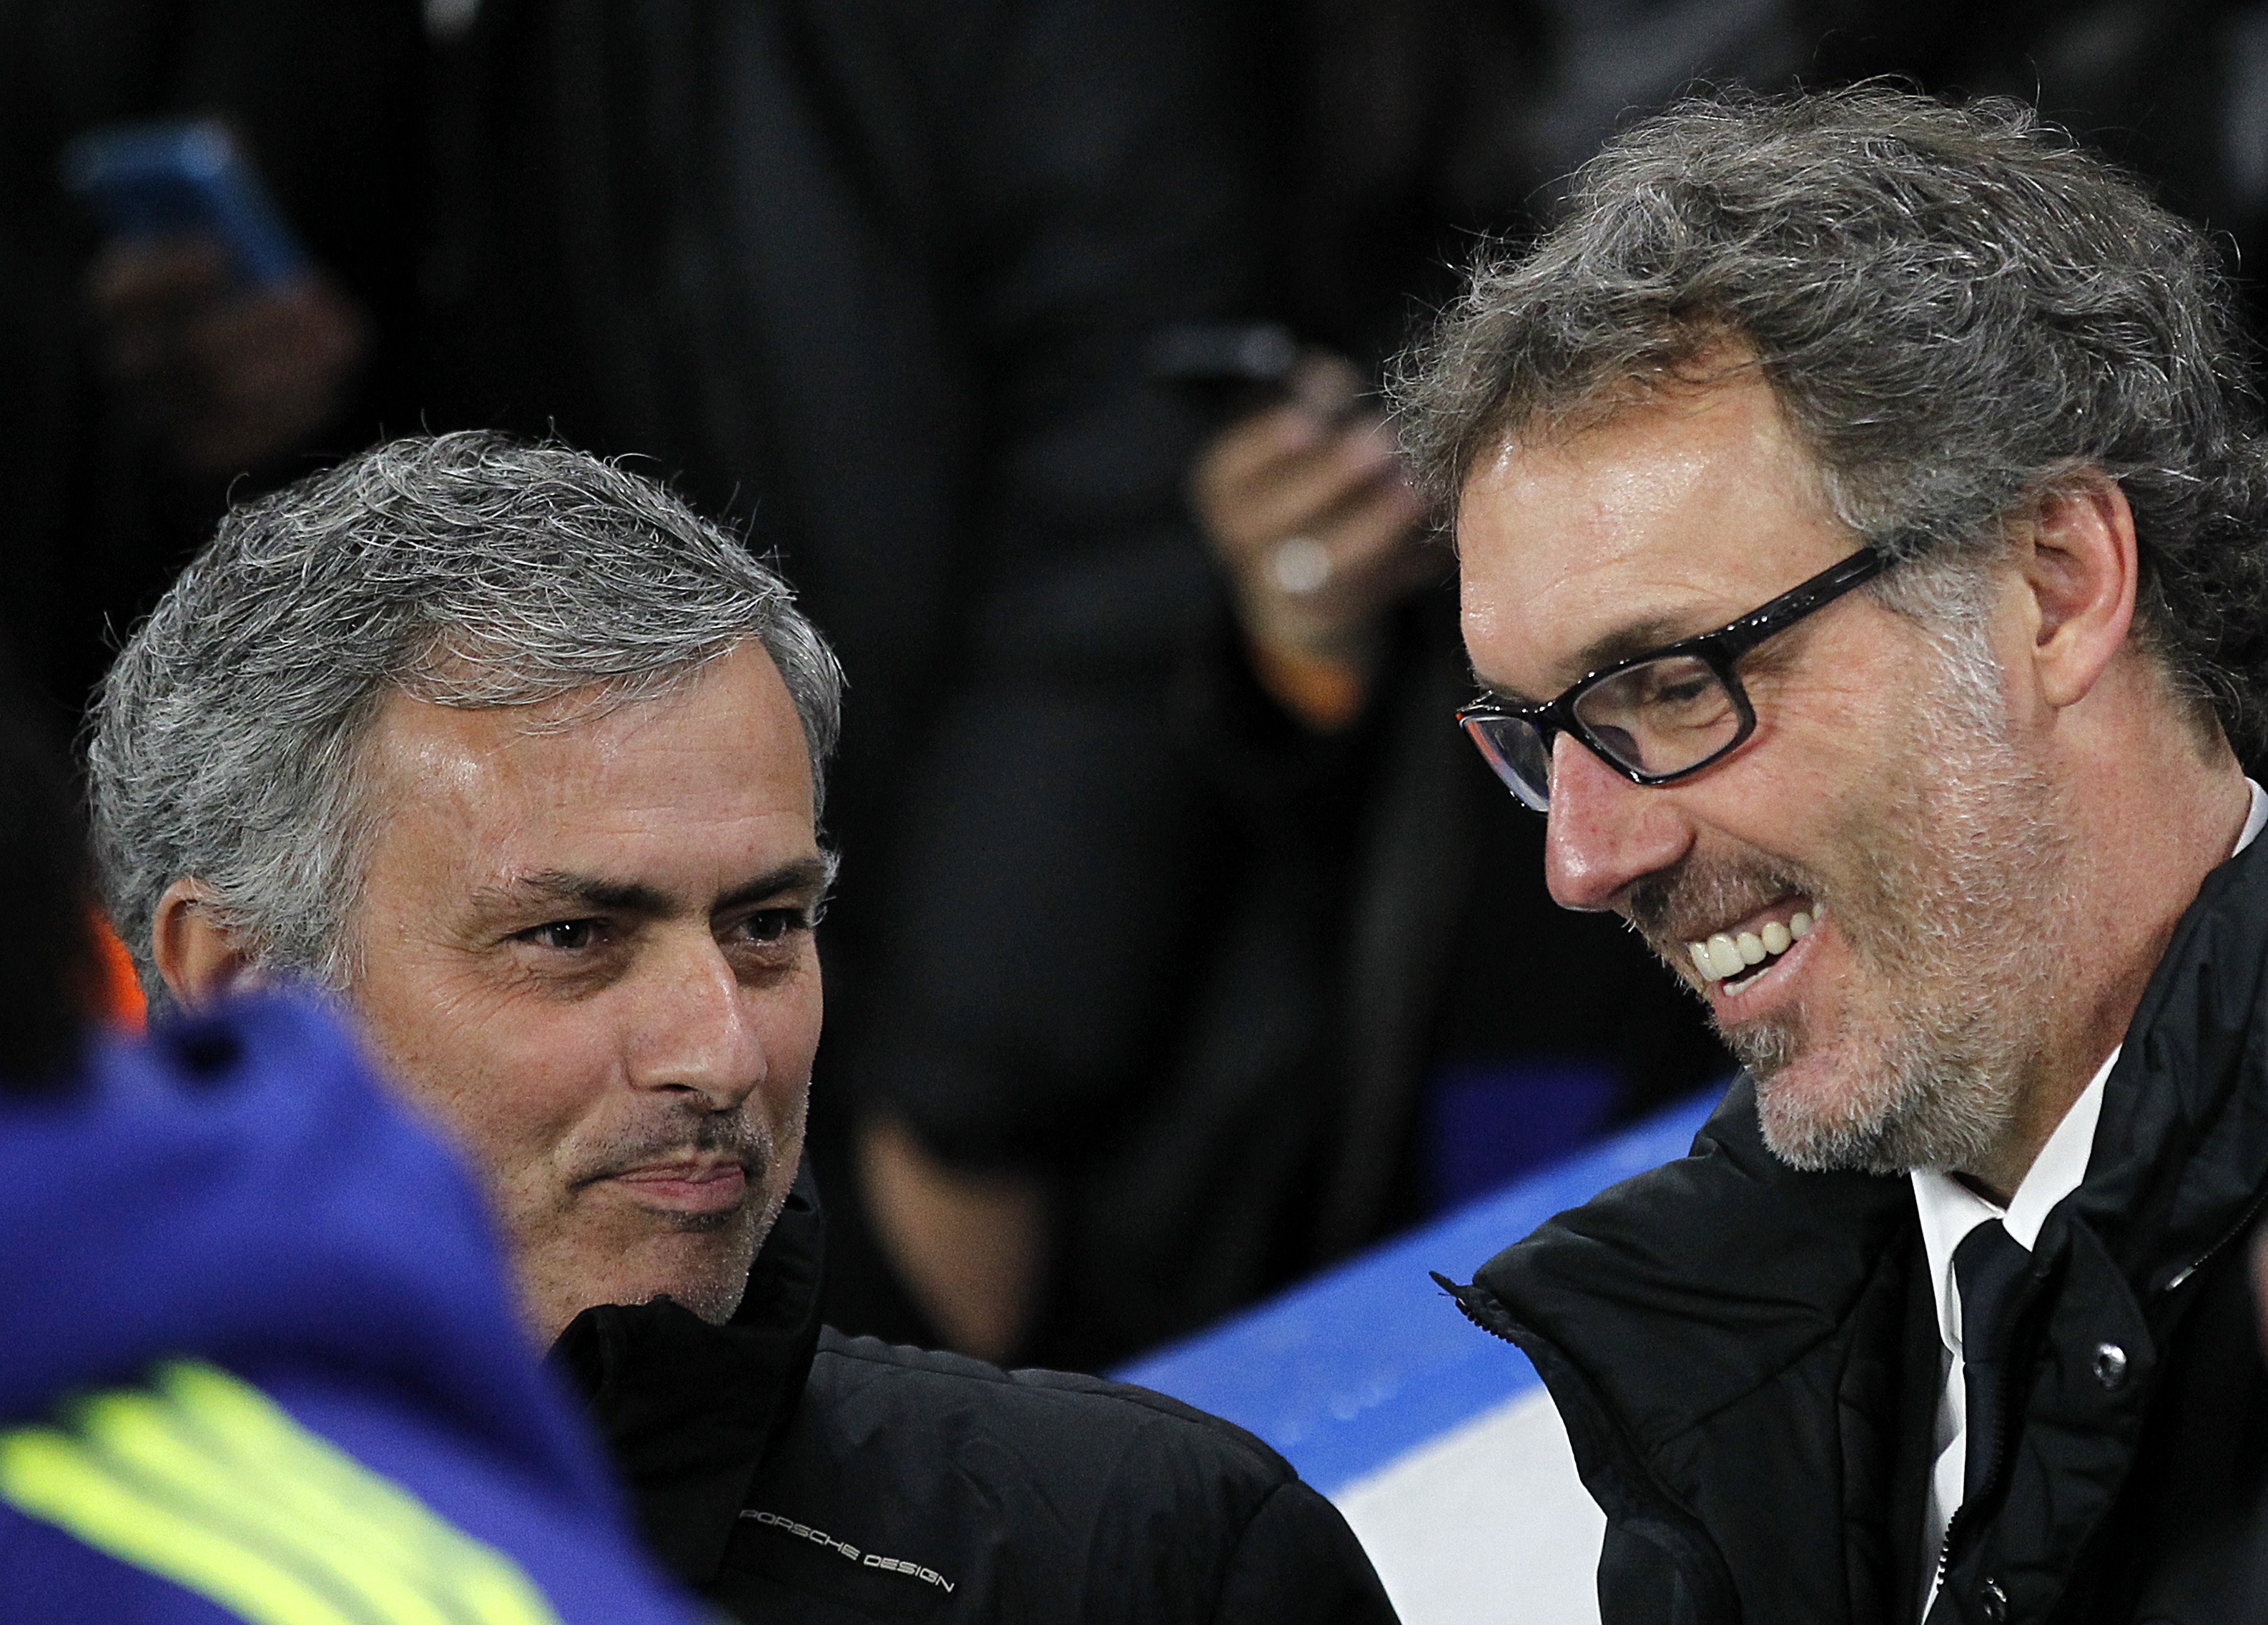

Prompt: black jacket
xmin=551 ymin=1170 xmax=1399 ymax=1624
xmin=1443 ymin=833 xmax=2268 ymax=1624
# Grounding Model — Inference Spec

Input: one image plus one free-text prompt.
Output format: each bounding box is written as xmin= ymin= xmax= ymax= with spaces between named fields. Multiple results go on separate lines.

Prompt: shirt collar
xmin=1908 ymin=775 xmax=2267 ymax=1355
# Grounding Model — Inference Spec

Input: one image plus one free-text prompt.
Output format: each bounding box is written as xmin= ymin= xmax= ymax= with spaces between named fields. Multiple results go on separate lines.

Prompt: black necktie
xmin=1953 ymin=1217 xmax=2032 ymax=1502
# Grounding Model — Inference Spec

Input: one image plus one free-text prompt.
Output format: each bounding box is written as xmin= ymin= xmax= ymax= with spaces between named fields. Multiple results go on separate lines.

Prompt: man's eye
xmin=525 ymin=919 xmax=600 ymax=951
xmin=1650 ymin=676 xmax=1716 ymax=708
xmin=736 ymin=908 xmax=807 ymax=945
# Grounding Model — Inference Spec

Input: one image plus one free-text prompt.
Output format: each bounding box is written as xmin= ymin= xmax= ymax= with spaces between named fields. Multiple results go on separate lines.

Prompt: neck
xmin=1961 ymin=713 xmax=2248 ymax=1202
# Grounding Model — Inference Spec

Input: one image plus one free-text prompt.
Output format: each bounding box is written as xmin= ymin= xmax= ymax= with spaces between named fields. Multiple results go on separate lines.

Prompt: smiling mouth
xmin=1685 ymin=899 xmax=1823 ymax=995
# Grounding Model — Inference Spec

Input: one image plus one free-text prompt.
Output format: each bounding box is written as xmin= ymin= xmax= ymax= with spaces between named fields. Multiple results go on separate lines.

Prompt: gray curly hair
xmin=89 ymin=432 xmax=844 ymax=1012
xmin=1396 ymin=86 xmax=2268 ymax=754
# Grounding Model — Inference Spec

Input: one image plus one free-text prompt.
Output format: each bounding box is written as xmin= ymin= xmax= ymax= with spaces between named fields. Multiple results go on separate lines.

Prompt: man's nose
xmin=1542 ymin=731 xmax=1692 ymax=912
xmin=628 ymin=933 xmax=765 ymax=1110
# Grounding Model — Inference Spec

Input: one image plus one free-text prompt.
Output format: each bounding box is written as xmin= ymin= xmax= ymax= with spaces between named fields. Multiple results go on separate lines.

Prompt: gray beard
xmin=1632 ymin=621 xmax=2069 ymax=1177
xmin=1738 ymin=654 xmax=2067 ymax=1176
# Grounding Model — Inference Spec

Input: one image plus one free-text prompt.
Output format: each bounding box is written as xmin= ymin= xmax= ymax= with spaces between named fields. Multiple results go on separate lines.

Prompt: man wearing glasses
xmin=1404 ymin=89 xmax=2268 ymax=1623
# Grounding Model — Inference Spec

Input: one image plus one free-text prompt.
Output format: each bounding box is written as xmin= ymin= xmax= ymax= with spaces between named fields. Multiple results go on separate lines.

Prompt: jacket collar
xmin=547 ymin=1158 xmax=825 ymax=1586
xmin=1466 ymin=826 xmax=2268 ymax=1496
xmin=2063 ymin=826 xmax=2268 ymax=1297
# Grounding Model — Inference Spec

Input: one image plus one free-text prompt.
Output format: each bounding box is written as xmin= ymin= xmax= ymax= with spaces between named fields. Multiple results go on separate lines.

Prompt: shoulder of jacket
xmin=809 ymin=1327 xmax=1301 ymax=1481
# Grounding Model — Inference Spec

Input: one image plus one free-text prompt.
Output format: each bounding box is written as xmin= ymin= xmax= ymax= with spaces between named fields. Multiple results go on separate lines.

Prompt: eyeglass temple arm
xmin=1700 ymin=545 xmax=1891 ymax=652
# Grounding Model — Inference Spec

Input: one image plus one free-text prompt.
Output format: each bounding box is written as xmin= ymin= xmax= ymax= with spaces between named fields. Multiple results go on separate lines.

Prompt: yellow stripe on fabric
xmin=0 ymin=1426 xmax=366 ymax=1625
xmin=162 ymin=1363 xmax=509 ymax=1584
xmin=74 ymin=1386 xmax=455 ymax=1625
xmin=0 ymin=1363 xmax=563 ymax=1625
xmin=154 ymin=1363 xmax=558 ymax=1625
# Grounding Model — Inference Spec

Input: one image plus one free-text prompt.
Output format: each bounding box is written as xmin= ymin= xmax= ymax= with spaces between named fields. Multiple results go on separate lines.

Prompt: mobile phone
xmin=61 ymin=119 xmax=307 ymax=287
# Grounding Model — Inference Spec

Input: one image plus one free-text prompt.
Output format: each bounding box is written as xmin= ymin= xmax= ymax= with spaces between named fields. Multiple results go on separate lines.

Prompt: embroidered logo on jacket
xmin=741 ymin=1508 xmax=957 ymax=1593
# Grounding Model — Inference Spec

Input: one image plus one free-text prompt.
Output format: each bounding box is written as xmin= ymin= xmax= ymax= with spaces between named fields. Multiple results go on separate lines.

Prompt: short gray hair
xmin=1396 ymin=87 xmax=2268 ymax=754
xmin=89 ymin=432 xmax=844 ymax=1009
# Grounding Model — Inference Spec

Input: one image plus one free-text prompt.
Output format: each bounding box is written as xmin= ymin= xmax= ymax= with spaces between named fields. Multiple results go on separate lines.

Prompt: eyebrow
xmin=1474 ymin=611 xmax=1702 ymax=706
xmin=474 ymin=855 xmax=837 ymax=920
xmin=1567 ymin=614 xmax=1699 ymax=678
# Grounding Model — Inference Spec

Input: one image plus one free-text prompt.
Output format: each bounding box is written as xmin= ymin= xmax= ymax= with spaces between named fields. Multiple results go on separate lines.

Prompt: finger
xmin=183 ymin=287 xmax=368 ymax=405
xmin=1308 ymin=475 xmax=1428 ymax=580
xmin=1286 ymin=352 xmax=1366 ymax=420
xmin=1195 ymin=350 xmax=1384 ymax=507
xmin=1196 ymin=400 xmax=1335 ymax=500
xmin=88 ymin=236 xmax=230 ymax=312
xmin=1222 ymin=420 xmax=1404 ymax=549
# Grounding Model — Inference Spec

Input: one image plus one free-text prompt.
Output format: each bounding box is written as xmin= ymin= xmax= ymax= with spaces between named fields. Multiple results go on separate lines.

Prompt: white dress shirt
xmin=1908 ymin=776 xmax=2267 ymax=1617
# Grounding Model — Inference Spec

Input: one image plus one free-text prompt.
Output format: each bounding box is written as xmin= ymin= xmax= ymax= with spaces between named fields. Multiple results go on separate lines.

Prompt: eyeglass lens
xmin=1466 ymin=653 xmax=1745 ymax=810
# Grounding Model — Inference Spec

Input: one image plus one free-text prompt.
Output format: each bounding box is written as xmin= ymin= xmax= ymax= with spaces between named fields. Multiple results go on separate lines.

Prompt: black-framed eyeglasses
xmin=1456 ymin=545 xmax=1893 ymax=811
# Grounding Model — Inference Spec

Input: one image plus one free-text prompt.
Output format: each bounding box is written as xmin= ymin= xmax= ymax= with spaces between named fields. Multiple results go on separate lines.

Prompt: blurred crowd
xmin=6 ymin=0 xmax=2268 ymax=1375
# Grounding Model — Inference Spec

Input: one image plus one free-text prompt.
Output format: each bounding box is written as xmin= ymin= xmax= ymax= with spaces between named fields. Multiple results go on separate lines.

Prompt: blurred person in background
xmin=87 ymin=433 xmax=1400 ymax=1625
xmin=413 ymin=0 xmax=1265 ymax=1370
xmin=1416 ymin=89 xmax=2268 ymax=1622
xmin=0 ymin=0 xmax=424 ymax=716
xmin=1045 ymin=0 xmax=1904 ymax=1369
xmin=0 ymin=644 xmax=710 ymax=1625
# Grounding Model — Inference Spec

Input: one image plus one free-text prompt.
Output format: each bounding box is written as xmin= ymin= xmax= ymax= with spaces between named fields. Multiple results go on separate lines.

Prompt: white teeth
xmin=1686 ymin=903 xmax=1818 ymax=987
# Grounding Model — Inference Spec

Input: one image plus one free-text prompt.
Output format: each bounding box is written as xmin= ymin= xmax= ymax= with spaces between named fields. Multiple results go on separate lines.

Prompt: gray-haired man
xmin=1406 ymin=92 xmax=2268 ymax=1621
xmin=88 ymin=432 xmax=1396 ymax=1625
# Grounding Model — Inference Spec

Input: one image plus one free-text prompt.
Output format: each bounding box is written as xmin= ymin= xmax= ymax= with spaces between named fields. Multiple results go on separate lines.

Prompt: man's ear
xmin=2018 ymin=470 xmax=2139 ymax=711
xmin=152 ymin=879 xmax=264 ymax=1009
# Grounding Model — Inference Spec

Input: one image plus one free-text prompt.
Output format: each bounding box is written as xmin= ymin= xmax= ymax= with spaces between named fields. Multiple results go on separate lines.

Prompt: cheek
xmin=752 ymin=970 xmax=823 ymax=1120
xmin=353 ymin=962 xmax=613 ymax=1178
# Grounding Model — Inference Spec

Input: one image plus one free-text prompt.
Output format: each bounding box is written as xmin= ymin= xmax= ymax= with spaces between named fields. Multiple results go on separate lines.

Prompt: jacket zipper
xmin=1930 ymin=1303 xmax=2023 ymax=1603
xmin=2160 ymin=1183 xmax=2268 ymax=1294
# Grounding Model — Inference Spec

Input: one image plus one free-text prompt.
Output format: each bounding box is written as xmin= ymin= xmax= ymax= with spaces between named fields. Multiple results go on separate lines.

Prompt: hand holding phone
xmin=62 ymin=119 xmax=307 ymax=287
xmin=62 ymin=121 xmax=364 ymax=474
xmin=1188 ymin=352 xmax=1435 ymax=725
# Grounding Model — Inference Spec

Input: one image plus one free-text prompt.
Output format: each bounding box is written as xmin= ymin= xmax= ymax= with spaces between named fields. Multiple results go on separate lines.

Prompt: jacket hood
xmin=0 ymin=994 xmax=616 ymax=1515
xmin=548 ymin=1155 xmax=827 ymax=1586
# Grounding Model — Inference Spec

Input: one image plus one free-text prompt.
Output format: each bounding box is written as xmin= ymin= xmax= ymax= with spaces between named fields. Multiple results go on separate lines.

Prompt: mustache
xmin=569 ymin=1108 xmax=777 ymax=1187
xmin=1625 ymin=850 xmax=1817 ymax=953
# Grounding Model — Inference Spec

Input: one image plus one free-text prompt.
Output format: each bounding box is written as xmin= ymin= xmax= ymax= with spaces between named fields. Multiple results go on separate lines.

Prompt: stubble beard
xmin=568 ymin=1100 xmax=801 ymax=1325
xmin=1632 ymin=640 xmax=2069 ymax=1176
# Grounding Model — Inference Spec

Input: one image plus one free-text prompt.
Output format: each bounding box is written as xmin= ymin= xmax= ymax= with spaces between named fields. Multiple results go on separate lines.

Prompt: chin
xmin=648 ymin=1270 xmax=752 ymax=1326
xmin=1750 ymin=1028 xmax=2009 ymax=1177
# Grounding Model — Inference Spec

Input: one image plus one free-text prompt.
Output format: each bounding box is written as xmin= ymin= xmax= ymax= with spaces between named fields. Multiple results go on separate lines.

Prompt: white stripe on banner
xmin=1332 ymin=1386 xmax=1602 ymax=1625
xmin=1115 ymin=1085 xmax=1728 ymax=1624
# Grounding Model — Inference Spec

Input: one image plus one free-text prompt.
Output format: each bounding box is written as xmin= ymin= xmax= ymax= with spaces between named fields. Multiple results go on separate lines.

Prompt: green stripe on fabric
xmin=0 ymin=1362 xmax=563 ymax=1625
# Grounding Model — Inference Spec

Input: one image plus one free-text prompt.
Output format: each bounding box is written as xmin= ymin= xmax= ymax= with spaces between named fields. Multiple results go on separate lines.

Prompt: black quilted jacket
xmin=551 ymin=1168 xmax=1398 ymax=1625
xmin=1444 ymin=834 xmax=2268 ymax=1624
